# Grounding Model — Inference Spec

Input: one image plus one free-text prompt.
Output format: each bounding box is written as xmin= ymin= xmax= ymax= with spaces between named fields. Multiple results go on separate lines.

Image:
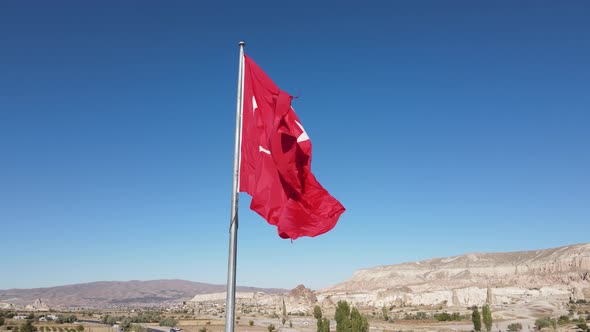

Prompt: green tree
xmin=472 ymin=307 xmax=482 ymax=332
xmin=434 ymin=312 xmax=452 ymax=321
xmin=120 ymin=317 xmax=131 ymax=330
xmin=0 ymin=317 xmax=5 ymax=326
xmin=350 ymin=307 xmax=369 ymax=332
xmin=248 ymin=320 xmax=254 ymax=326
xmin=322 ymin=318 xmax=330 ymax=332
xmin=335 ymin=301 xmax=351 ymax=332
xmin=507 ymin=323 xmax=522 ymax=332
xmin=557 ymin=316 xmax=570 ymax=325
xmin=320 ymin=318 xmax=330 ymax=332
xmin=576 ymin=317 xmax=587 ymax=330
xmin=415 ymin=312 xmax=428 ymax=320
xmin=382 ymin=306 xmax=389 ymax=321
xmin=482 ymin=304 xmax=492 ymax=332
xmin=535 ymin=317 xmax=556 ymax=330
xmin=158 ymin=318 xmax=178 ymax=328
xmin=57 ymin=315 xmax=77 ymax=324
xmin=282 ymin=298 xmax=287 ymax=325
xmin=335 ymin=301 xmax=368 ymax=332
xmin=102 ymin=316 xmax=117 ymax=326
xmin=314 ymin=306 xmax=323 ymax=320
xmin=20 ymin=321 xmax=35 ymax=332
xmin=76 ymin=325 xmax=84 ymax=332
xmin=267 ymin=324 xmax=275 ymax=332
xmin=314 ymin=305 xmax=323 ymax=332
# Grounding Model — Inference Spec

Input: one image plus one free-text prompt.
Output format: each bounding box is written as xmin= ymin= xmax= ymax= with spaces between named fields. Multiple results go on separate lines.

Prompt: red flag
xmin=239 ymin=55 xmax=345 ymax=240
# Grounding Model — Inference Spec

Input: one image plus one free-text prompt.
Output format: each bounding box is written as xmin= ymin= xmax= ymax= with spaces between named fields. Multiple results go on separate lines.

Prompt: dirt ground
xmin=136 ymin=297 xmax=586 ymax=332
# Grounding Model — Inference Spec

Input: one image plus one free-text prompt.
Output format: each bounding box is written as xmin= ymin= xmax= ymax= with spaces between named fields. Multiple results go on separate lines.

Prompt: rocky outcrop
xmin=188 ymin=244 xmax=590 ymax=312
xmin=318 ymin=243 xmax=590 ymax=308
xmin=286 ymin=285 xmax=317 ymax=313
xmin=189 ymin=285 xmax=318 ymax=315
xmin=0 ymin=302 xmax=15 ymax=310
xmin=24 ymin=298 xmax=50 ymax=311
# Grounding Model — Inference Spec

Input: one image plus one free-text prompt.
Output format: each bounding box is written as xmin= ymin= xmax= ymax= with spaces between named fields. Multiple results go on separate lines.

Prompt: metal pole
xmin=225 ymin=41 xmax=245 ymax=332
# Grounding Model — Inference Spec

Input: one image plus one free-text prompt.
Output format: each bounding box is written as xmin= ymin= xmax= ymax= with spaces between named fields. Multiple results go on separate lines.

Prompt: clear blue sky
xmin=1 ymin=1 xmax=589 ymax=291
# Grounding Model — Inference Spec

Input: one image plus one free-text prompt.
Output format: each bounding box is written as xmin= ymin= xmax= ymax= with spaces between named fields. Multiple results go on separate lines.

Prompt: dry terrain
xmin=2 ymin=243 xmax=590 ymax=331
xmin=0 ymin=280 xmax=285 ymax=309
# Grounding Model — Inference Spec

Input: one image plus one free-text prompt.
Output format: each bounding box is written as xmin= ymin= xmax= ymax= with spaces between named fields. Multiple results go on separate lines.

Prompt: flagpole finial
xmin=239 ymin=41 xmax=246 ymax=47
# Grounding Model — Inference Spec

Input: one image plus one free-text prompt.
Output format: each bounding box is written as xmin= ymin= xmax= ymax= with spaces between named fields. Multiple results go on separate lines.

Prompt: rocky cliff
xmin=318 ymin=243 xmax=590 ymax=308
xmin=190 ymin=285 xmax=317 ymax=315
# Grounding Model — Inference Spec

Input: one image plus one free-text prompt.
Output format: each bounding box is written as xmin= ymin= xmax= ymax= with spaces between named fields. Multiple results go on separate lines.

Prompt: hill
xmin=0 ymin=279 xmax=285 ymax=309
xmin=318 ymin=242 xmax=590 ymax=307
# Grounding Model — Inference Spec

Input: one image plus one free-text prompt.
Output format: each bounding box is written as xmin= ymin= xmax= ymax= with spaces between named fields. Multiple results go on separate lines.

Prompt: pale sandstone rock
xmin=318 ymin=243 xmax=590 ymax=308
xmin=190 ymin=243 xmax=590 ymax=311
xmin=189 ymin=285 xmax=318 ymax=314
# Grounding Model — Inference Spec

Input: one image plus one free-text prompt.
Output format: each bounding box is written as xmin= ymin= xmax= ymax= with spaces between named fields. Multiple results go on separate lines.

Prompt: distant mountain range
xmin=0 ymin=279 xmax=285 ymax=308
xmin=3 ymin=243 xmax=589 ymax=310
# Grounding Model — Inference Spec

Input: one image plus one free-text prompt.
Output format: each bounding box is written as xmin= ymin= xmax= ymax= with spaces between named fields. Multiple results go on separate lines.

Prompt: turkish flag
xmin=239 ymin=55 xmax=345 ymax=240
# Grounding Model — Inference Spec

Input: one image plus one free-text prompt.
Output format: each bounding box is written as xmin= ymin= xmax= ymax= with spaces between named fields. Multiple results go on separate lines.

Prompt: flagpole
xmin=225 ymin=41 xmax=245 ymax=332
